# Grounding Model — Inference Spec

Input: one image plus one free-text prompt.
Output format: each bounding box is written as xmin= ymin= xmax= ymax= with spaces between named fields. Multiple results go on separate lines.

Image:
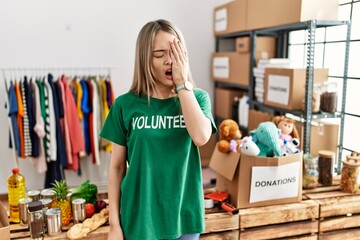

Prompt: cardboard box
xmin=236 ymin=36 xmax=276 ymax=63
xmin=212 ymin=52 xmax=250 ymax=86
xmin=200 ymin=134 xmax=217 ymax=167
xmin=0 ymin=201 xmax=10 ymax=240
xmin=264 ymin=68 xmax=329 ymax=110
xmin=248 ymin=109 xmax=273 ymax=132
xmin=295 ymin=119 xmax=339 ymax=163
xmin=214 ymin=0 xmax=247 ymax=35
xmin=247 ymin=0 xmax=339 ymax=30
xmin=215 ymin=88 xmax=245 ymax=119
xmin=210 ymin=146 xmax=303 ymax=209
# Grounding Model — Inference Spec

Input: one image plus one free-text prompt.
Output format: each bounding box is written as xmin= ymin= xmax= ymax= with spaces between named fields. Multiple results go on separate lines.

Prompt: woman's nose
xmin=164 ymin=51 xmax=172 ymax=65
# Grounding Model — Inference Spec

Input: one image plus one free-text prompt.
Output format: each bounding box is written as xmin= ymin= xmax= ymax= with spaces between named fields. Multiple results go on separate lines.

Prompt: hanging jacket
xmin=48 ymin=74 xmax=67 ymax=168
xmin=61 ymin=75 xmax=85 ymax=170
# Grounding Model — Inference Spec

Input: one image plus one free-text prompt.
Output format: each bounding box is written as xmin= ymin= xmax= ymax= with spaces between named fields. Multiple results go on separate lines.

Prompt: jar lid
xmin=18 ymin=197 xmax=32 ymax=204
xmin=343 ymin=155 xmax=360 ymax=167
xmin=27 ymin=190 xmax=40 ymax=196
xmin=28 ymin=201 xmax=43 ymax=212
xmin=46 ymin=208 xmax=61 ymax=216
xmin=72 ymin=198 xmax=85 ymax=204
xmin=39 ymin=198 xmax=53 ymax=206
xmin=318 ymin=150 xmax=335 ymax=158
xmin=41 ymin=188 xmax=55 ymax=196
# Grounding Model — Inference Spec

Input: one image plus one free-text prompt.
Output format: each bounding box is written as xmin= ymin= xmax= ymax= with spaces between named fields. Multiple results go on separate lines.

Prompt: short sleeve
xmin=194 ymin=89 xmax=217 ymax=134
xmin=99 ymin=98 xmax=127 ymax=146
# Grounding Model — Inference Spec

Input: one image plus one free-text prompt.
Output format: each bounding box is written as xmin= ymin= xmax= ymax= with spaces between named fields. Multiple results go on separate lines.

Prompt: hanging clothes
xmin=61 ymin=75 xmax=85 ymax=171
xmin=57 ymin=78 xmax=73 ymax=167
xmin=21 ymin=77 xmax=32 ymax=157
xmin=8 ymin=82 xmax=21 ymax=154
xmin=14 ymin=81 xmax=25 ymax=158
xmin=90 ymin=78 xmax=101 ymax=165
xmin=26 ymin=78 xmax=39 ymax=158
xmin=43 ymin=75 xmax=57 ymax=161
xmin=36 ymin=79 xmax=51 ymax=162
xmin=29 ymin=79 xmax=47 ymax=174
xmin=48 ymin=74 xmax=67 ymax=168
xmin=80 ymin=78 xmax=91 ymax=155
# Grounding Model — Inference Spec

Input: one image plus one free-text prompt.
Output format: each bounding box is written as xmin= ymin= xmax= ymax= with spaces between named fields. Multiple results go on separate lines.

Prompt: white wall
xmin=0 ymin=0 xmax=231 ymax=193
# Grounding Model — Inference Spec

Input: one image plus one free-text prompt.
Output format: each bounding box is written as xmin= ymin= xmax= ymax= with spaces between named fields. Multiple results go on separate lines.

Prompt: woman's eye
xmin=153 ymin=54 xmax=164 ymax=58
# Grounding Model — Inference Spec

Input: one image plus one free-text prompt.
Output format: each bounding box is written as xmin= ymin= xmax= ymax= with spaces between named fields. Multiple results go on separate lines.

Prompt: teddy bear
xmin=217 ymin=119 xmax=242 ymax=153
xmin=272 ymin=116 xmax=299 ymax=142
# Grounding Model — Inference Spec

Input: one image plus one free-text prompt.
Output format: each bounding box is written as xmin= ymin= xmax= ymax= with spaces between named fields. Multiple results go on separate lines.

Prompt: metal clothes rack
xmin=1 ymin=67 xmax=115 ymax=168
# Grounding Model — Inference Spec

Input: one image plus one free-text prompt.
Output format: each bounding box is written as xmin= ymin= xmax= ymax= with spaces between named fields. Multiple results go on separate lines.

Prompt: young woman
xmin=100 ymin=19 xmax=217 ymax=240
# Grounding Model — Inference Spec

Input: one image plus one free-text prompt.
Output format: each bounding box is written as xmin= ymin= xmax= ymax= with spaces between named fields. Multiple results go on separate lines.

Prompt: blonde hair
xmin=130 ymin=19 xmax=193 ymax=99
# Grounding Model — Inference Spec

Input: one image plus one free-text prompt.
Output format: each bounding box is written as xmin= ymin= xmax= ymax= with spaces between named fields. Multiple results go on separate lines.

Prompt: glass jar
xmin=320 ymin=81 xmax=337 ymax=113
xmin=340 ymin=155 xmax=360 ymax=193
xmin=303 ymin=154 xmax=319 ymax=189
xmin=312 ymin=83 xmax=321 ymax=113
xmin=28 ymin=201 xmax=44 ymax=239
xmin=318 ymin=150 xmax=335 ymax=186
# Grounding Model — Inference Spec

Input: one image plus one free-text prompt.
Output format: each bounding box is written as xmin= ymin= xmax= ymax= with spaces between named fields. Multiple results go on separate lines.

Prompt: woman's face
xmin=151 ymin=30 xmax=176 ymax=90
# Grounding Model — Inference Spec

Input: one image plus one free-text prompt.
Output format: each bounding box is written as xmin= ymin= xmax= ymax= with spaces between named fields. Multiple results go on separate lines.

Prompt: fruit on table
xmin=95 ymin=200 xmax=107 ymax=213
xmin=51 ymin=180 xmax=72 ymax=226
xmin=85 ymin=203 xmax=95 ymax=218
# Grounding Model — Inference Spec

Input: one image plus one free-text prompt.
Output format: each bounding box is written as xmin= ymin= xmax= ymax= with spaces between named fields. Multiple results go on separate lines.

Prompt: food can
xmin=18 ymin=197 xmax=32 ymax=226
xmin=71 ymin=198 xmax=86 ymax=223
xmin=46 ymin=208 xmax=62 ymax=236
xmin=40 ymin=188 xmax=55 ymax=200
xmin=27 ymin=190 xmax=41 ymax=202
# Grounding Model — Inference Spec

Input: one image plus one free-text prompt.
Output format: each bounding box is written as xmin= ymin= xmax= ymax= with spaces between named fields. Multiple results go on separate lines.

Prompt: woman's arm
xmin=178 ymin=90 xmax=212 ymax=147
xmin=170 ymin=38 xmax=212 ymax=146
xmin=108 ymin=142 xmax=127 ymax=238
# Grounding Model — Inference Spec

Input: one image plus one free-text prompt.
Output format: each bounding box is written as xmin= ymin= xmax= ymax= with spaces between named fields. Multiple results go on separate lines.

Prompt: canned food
xmin=40 ymin=189 xmax=55 ymax=200
xmin=71 ymin=198 xmax=86 ymax=223
xmin=27 ymin=190 xmax=41 ymax=202
xmin=18 ymin=197 xmax=32 ymax=226
xmin=39 ymin=198 xmax=53 ymax=209
xmin=46 ymin=208 xmax=62 ymax=236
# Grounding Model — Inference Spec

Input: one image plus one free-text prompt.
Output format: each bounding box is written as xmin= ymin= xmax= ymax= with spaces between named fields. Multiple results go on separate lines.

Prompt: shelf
xmin=254 ymin=20 xmax=350 ymax=34
xmin=215 ymin=81 xmax=249 ymax=91
xmin=252 ymin=101 xmax=342 ymax=119
xmin=214 ymin=20 xmax=350 ymax=39
xmin=215 ymin=31 xmax=252 ymax=39
xmin=213 ymin=19 xmax=350 ymax=166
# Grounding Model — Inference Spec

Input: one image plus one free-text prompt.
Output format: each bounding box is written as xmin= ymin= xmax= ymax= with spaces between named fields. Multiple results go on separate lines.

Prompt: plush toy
xmin=240 ymin=136 xmax=260 ymax=156
xmin=217 ymin=119 xmax=242 ymax=153
xmin=280 ymin=138 xmax=300 ymax=156
xmin=272 ymin=116 xmax=299 ymax=142
xmin=250 ymin=122 xmax=282 ymax=157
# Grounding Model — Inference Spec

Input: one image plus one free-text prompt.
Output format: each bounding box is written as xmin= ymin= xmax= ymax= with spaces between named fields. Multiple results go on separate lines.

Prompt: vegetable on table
xmin=70 ymin=180 xmax=98 ymax=205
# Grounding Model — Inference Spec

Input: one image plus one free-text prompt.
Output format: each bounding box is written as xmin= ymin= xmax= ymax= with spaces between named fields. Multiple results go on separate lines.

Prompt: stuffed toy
xmin=272 ymin=116 xmax=299 ymax=142
xmin=217 ymin=119 xmax=242 ymax=153
xmin=239 ymin=136 xmax=260 ymax=156
xmin=280 ymin=138 xmax=300 ymax=156
xmin=250 ymin=122 xmax=282 ymax=157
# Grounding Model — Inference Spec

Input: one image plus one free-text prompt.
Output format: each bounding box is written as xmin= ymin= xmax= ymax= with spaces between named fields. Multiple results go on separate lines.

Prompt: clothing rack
xmin=1 ymin=67 xmax=115 ymax=168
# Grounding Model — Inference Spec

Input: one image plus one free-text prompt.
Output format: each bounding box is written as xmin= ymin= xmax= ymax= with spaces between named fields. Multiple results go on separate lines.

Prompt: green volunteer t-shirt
xmin=99 ymin=89 xmax=217 ymax=240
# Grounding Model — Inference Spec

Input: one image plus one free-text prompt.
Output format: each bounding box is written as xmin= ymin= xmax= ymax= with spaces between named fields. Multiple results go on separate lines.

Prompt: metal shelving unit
xmin=214 ymin=20 xmax=351 ymax=172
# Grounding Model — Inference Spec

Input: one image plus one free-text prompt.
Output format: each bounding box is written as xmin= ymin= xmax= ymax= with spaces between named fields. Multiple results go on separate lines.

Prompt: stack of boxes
xmin=210 ymin=0 xmax=340 ymax=209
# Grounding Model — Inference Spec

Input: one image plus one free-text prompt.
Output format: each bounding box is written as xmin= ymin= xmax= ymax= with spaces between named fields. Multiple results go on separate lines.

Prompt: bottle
xmin=7 ymin=168 xmax=27 ymax=223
